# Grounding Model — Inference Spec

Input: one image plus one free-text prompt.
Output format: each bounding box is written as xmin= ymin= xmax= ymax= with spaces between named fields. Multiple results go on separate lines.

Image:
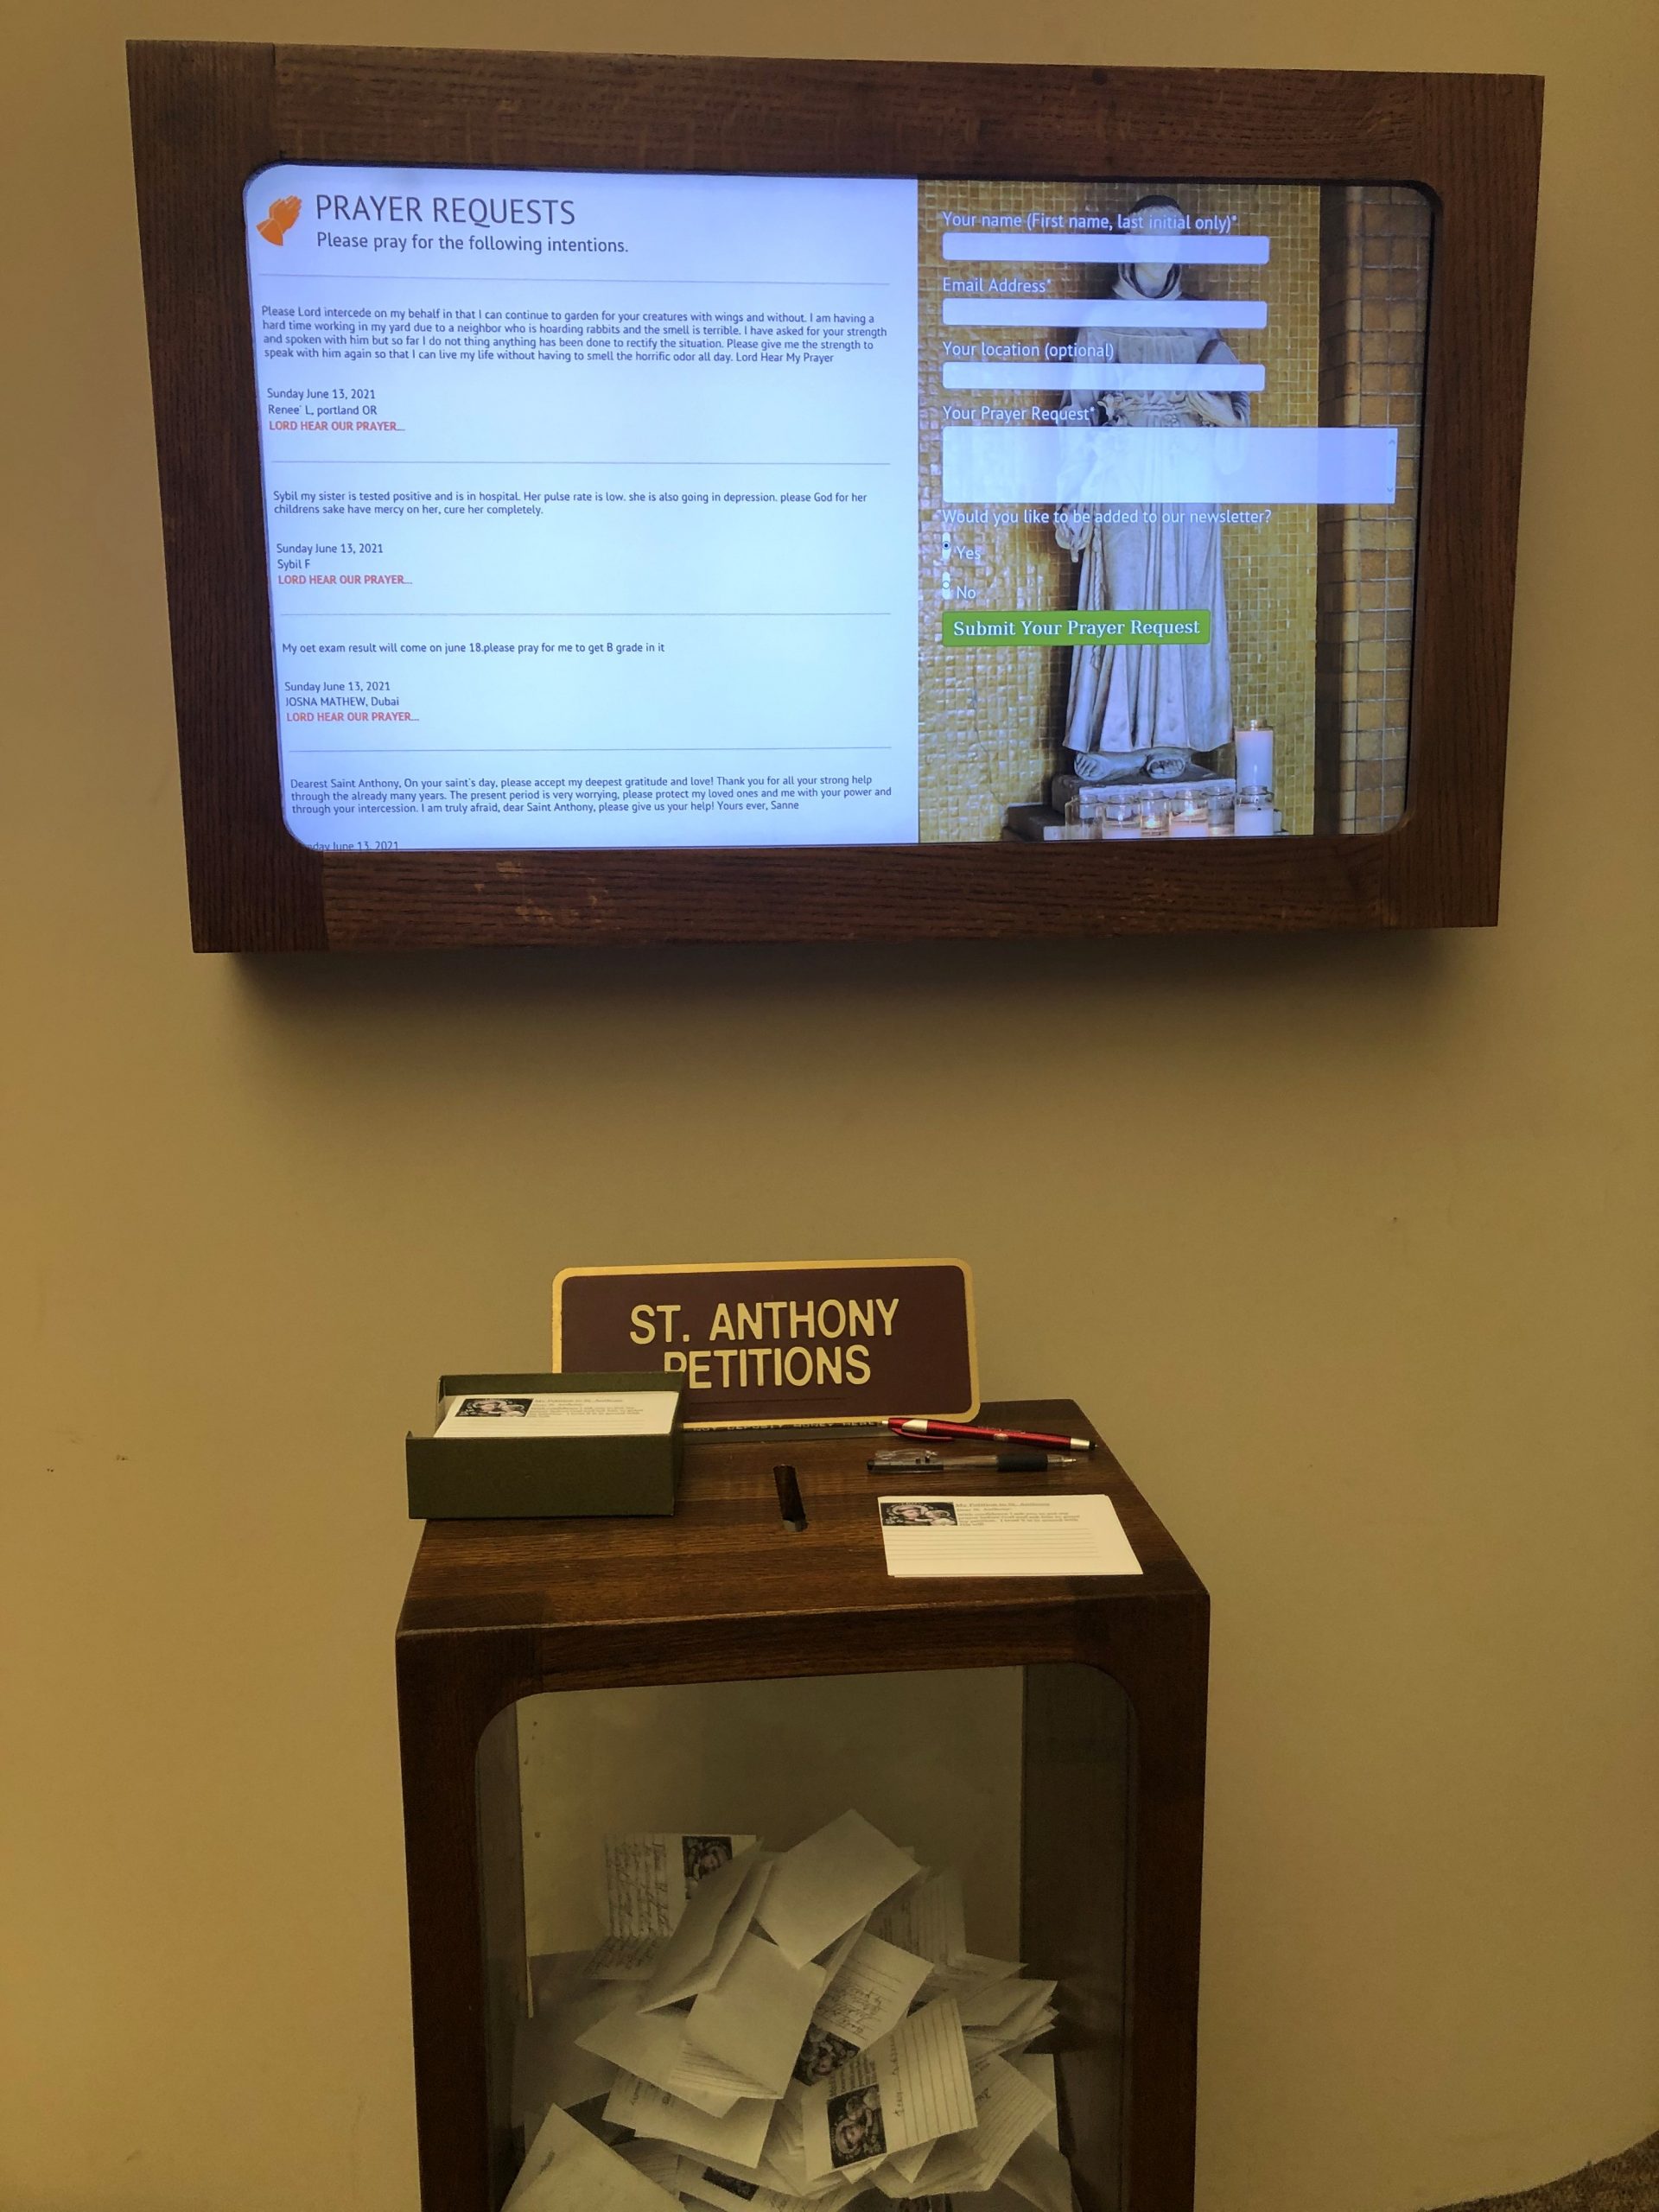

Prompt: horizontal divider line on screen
xmin=282 ymin=611 xmax=897 ymax=619
xmin=258 ymin=272 xmax=896 ymax=286
xmin=285 ymin=746 xmax=897 ymax=754
xmin=267 ymin=460 xmax=896 ymax=467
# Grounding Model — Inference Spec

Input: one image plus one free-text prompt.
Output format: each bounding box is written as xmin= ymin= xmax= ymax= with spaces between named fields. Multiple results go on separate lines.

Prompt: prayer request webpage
xmin=245 ymin=163 xmax=1395 ymax=852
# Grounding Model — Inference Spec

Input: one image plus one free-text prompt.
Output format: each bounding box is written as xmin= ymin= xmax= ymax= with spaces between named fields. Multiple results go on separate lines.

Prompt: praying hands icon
xmin=257 ymin=194 xmax=302 ymax=246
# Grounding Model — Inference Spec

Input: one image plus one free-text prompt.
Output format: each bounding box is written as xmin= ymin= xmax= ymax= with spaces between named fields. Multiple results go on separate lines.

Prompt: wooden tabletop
xmin=397 ymin=1399 xmax=1204 ymax=1639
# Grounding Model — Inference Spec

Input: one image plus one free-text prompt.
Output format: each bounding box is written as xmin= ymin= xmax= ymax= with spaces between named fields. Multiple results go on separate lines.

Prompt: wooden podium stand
xmin=396 ymin=1399 xmax=1209 ymax=2211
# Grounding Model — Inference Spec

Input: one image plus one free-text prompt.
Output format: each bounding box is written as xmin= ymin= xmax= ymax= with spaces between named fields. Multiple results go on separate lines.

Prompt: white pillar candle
xmin=1235 ymin=721 xmax=1274 ymax=792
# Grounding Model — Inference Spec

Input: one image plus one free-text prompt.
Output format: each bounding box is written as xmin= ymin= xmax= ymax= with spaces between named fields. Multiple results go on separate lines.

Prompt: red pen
xmin=887 ymin=1417 xmax=1095 ymax=1452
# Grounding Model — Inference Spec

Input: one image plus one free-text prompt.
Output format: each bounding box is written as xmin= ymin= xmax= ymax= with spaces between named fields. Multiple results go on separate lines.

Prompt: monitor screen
xmin=245 ymin=164 xmax=1429 ymax=852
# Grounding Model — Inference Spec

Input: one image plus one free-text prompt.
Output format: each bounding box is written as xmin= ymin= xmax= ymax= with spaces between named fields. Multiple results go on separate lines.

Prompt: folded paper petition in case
xmin=514 ymin=1813 xmax=1073 ymax=2210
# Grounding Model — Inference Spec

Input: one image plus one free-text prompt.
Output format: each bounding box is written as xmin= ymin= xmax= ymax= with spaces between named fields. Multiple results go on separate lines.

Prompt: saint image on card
xmin=880 ymin=1501 xmax=957 ymax=1526
xmin=683 ymin=1836 xmax=738 ymax=1892
xmin=794 ymin=2024 xmax=859 ymax=2085
xmin=826 ymin=2084 xmax=887 ymax=2169
xmin=454 ymin=1395 xmax=533 ymax=1418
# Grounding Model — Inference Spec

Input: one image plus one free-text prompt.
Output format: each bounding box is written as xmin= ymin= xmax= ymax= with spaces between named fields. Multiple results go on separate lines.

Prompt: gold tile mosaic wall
xmin=917 ymin=181 xmax=1321 ymax=840
xmin=1317 ymin=187 xmax=1430 ymax=833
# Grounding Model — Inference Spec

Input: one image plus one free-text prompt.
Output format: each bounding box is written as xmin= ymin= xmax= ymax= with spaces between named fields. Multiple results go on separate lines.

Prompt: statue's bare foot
xmin=1146 ymin=748 xmax=1194 ymax=781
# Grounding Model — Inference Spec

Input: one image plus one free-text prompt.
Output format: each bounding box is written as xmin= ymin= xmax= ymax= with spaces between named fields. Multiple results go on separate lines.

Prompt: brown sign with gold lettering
xmin=552 ymin=1260 xmax=977 ymax=1427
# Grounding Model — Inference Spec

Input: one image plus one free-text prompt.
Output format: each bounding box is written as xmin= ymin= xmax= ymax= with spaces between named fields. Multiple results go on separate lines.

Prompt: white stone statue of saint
xmin=1054 ymin=195 xmax=1249 ymax=777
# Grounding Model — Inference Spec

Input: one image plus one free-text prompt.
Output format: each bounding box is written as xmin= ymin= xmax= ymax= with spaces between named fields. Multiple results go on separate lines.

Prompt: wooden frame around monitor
xmin=128 ymin=43 xmax=1541 ymax=950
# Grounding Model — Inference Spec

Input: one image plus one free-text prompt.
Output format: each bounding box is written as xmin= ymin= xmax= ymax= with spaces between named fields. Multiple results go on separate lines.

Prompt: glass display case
xmin=395 ymin=1402 xmax=1207 ymax=2212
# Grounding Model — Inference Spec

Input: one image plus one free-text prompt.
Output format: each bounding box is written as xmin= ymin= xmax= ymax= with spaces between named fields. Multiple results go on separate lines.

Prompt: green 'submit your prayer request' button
xmin=942 ymin=608 xmax=1211 ymax=646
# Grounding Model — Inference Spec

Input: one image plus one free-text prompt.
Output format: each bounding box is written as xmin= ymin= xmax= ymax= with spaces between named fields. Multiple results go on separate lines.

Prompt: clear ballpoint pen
xmin=887 ymin=1416 xmax=1095 ymax=1452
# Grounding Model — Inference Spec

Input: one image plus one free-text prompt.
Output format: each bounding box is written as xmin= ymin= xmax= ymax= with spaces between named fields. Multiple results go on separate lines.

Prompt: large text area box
xmin=942 ymin=425 xmax=1398 ymax=506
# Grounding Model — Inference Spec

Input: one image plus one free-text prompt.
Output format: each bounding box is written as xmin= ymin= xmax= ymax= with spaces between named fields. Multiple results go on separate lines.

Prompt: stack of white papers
xmin=435 ymin=1389 xmax=677 ymax=1439
xmin=508 ymin=1814 xmax=1077 ymax=2211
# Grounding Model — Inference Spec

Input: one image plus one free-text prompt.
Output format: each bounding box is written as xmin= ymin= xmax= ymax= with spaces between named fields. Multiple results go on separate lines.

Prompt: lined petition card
xmin=877 ymin=1495 xmax=1141 ymax=1578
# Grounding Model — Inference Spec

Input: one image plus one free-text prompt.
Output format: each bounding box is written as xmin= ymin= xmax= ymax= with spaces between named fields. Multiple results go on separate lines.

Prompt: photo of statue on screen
xmin=1054 ymin=195 xmax=1249 ymax=782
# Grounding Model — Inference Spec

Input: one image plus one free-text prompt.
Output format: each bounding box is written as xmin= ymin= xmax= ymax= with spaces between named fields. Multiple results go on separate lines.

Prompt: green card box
xmin=406 ymin=1372 xmax=683 ymax=1520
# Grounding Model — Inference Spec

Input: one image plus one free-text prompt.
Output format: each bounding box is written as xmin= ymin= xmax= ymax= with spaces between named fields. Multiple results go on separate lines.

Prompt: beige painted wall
xmin=2 ymin=3 xmax=1655 ymax=2209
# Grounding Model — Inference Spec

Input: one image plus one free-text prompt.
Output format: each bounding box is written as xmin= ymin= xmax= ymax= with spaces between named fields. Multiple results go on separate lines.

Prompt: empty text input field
xmin=942 ymin=363 xmax=1265 ymax=392
xmin=940 ymin=232 xmax=1270 ymax=264
xmin=941 ymin=299 xmax=1268 ymax=329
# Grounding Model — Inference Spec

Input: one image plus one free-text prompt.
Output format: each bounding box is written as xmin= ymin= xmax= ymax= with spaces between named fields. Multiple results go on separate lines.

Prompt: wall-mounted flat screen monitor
xmin=129 ymin=47 xmax=1541 ymax=946
xmin=247 ymin=163 xmax=1428 ymax=853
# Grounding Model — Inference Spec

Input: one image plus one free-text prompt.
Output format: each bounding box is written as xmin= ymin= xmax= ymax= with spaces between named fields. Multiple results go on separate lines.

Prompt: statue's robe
xmin=1055 ymin=292 xmax=1249 ymax=758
